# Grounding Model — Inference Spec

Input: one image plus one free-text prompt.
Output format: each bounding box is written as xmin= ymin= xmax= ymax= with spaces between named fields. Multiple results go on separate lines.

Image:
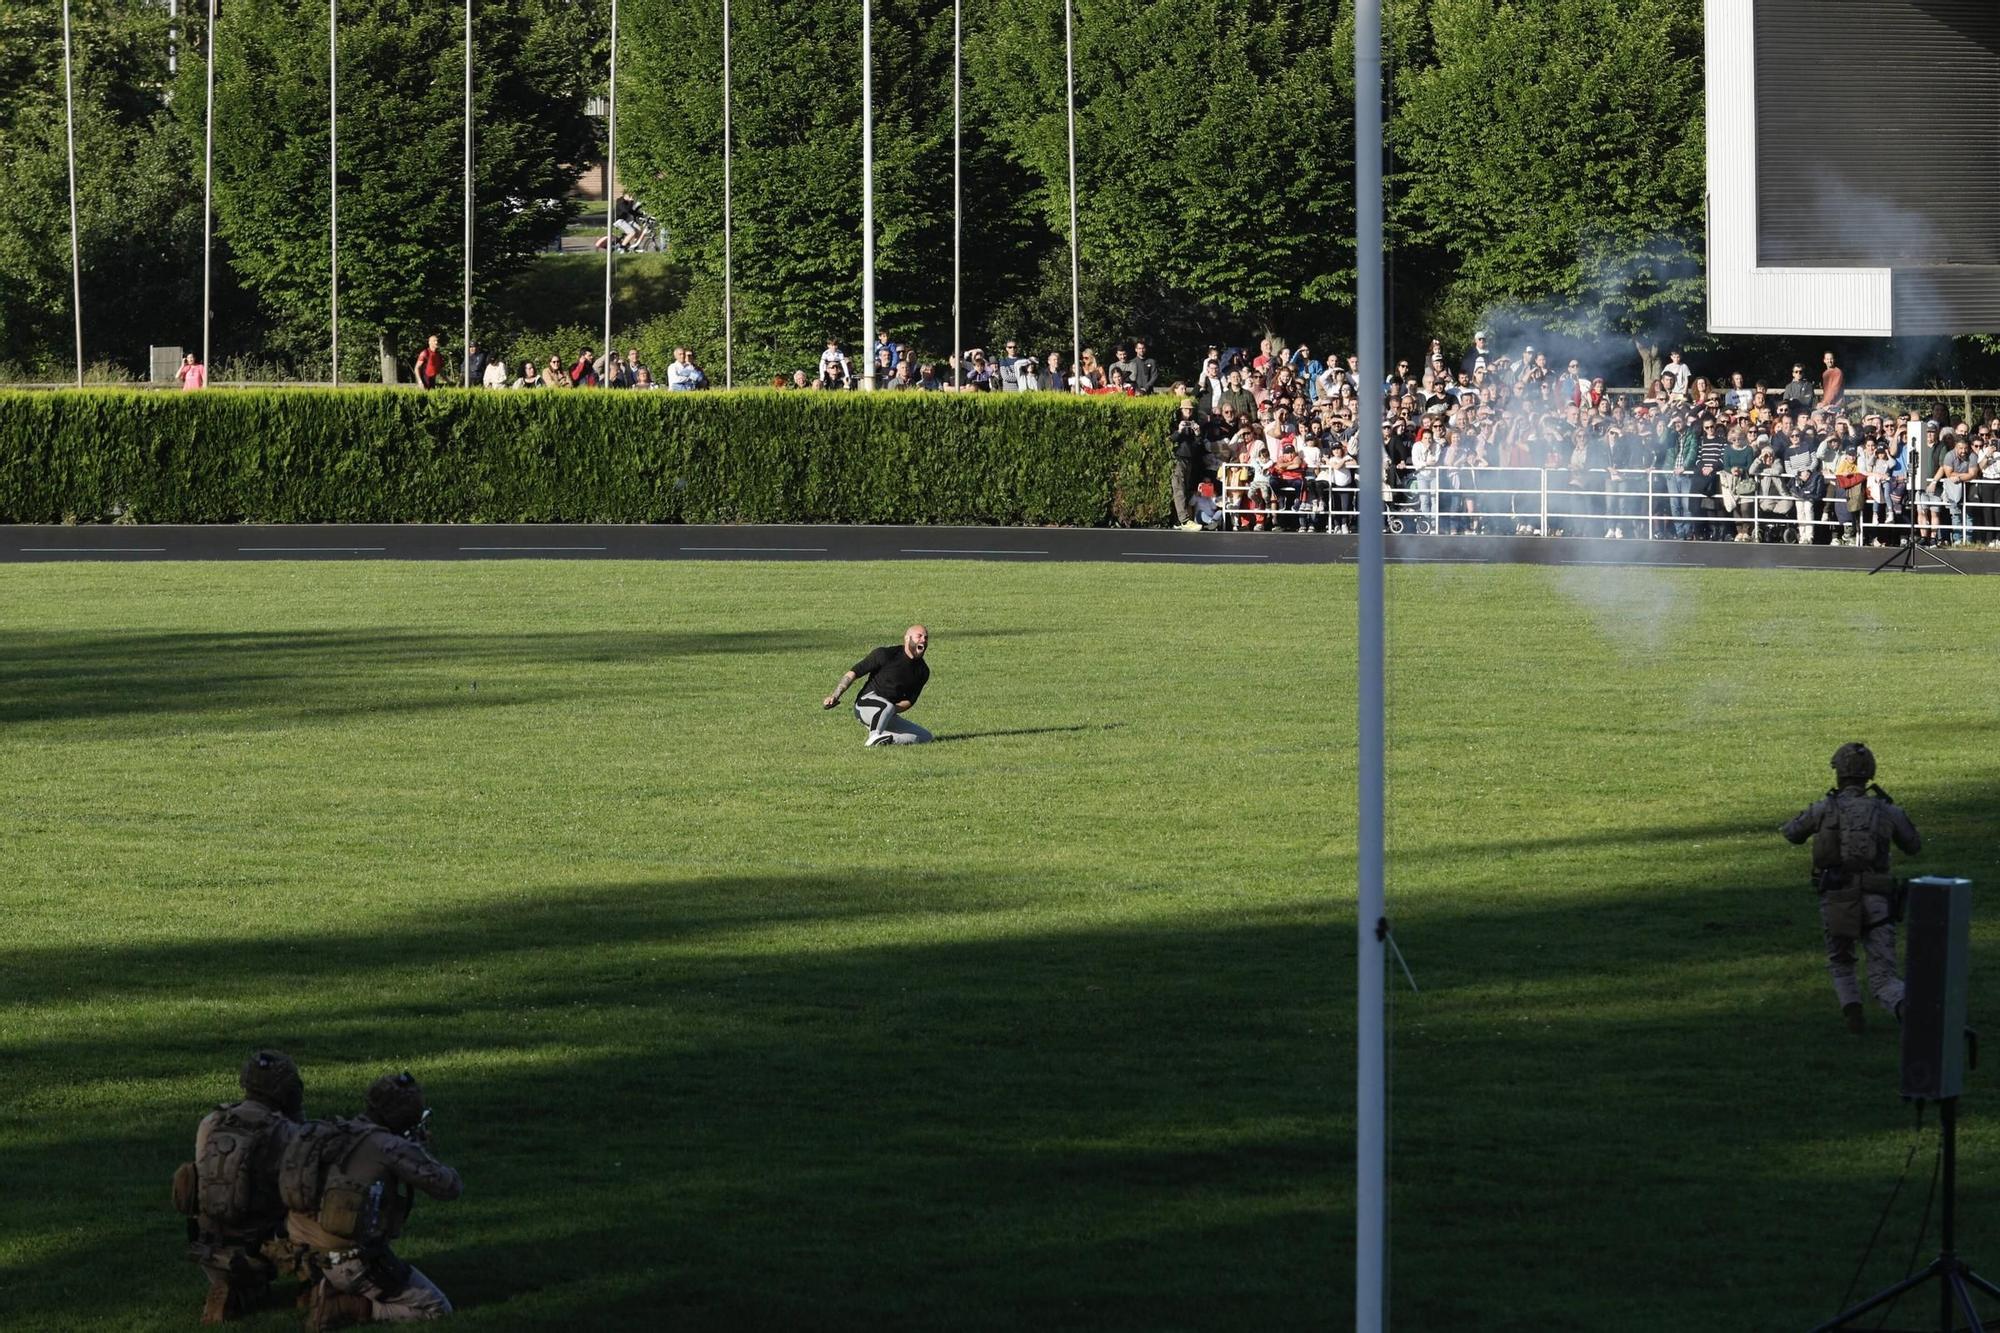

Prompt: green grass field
xmin=3 ymin=559 xmax=1997 ymax=1331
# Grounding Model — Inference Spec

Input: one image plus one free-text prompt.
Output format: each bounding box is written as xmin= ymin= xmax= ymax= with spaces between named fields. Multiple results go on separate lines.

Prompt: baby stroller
xmin=1384 ymin=478 xmax=1434 ymax=534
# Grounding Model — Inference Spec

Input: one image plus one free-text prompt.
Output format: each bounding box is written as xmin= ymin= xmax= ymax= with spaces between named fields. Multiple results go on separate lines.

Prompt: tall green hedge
xmin=0 ymin=389 xmax=1177 ymax=527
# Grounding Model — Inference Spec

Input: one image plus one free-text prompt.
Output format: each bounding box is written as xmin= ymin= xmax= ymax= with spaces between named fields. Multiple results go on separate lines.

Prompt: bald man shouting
xmin=822 ymin=625 xmax=933 ymax=746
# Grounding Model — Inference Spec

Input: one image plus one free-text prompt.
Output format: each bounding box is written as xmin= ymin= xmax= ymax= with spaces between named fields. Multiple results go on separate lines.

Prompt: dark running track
xmin=2 ymin=523 xmax=1997 ymax=572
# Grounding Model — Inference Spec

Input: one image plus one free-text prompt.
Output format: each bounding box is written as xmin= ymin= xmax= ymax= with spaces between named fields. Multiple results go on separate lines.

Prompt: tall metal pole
xmin=860 ymin=0 xmax=875 ymax=391
xmin=329 ymin=0 xmax=340 ymax=385
xmin=732 ymin=0 xmax=740 ymax=390
xmin=1062 ymin=0 xmax=1079 ymax=381
xmin=1354 ymin=0 xmax=1387 ymax=1329
xmin=952 ymin=0 xmax=961 ymax=390
xmin=603 ymin=0 xmax=617 ymax=375
xmin=202 ymin=0 xmax=216 ymax=372
xmin=463 ymin=0 xmax=473 ymax=385
xmin=62 ymin=0 xmax=82 ymax=387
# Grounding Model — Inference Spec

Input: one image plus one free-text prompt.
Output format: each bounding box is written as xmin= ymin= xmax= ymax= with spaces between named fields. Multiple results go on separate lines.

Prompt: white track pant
xmin=854 ymin=691 xmax=932 ymax=745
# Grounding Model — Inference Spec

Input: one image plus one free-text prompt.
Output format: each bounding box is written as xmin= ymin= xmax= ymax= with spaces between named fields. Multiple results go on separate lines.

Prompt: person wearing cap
xmin=1460 ymin=331 xmax=1491 ymax=377
xmin=1782 ymin=744 xmax=1922 ymax=1034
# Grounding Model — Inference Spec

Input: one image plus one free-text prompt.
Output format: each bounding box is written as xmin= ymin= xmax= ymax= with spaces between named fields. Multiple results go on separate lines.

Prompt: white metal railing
xmin=1208 ymin=466 xmax=2000 ymax=547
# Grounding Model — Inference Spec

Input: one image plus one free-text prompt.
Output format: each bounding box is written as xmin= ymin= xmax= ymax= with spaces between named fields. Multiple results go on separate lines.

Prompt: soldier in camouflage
xmin=175 ymin=1050 xmax=314 ymax=1323
xmin=1782 ymin=743 xmax=1923 ymax=1034
xmin=284 ymin=1071 xmax=464 ymax=1328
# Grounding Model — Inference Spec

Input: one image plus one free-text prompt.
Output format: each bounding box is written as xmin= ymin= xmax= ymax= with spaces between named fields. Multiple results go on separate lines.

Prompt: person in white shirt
xmin=818 ymin=340 xmax=852 ymax=383
xmin=1661 ymin=350 xmax=1692 ymax=399
xmin=482 ymin=359 xmax=508 ymax=389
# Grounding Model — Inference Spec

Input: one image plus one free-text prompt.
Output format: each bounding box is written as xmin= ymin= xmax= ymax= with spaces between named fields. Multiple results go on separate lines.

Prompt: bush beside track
xmin=0 ymin=389 xmax=1177 ymax=526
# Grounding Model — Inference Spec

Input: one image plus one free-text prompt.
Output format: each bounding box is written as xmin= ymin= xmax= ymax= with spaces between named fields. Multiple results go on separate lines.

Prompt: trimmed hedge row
xmin=0 ymin=389 xmax=1178 ymax=527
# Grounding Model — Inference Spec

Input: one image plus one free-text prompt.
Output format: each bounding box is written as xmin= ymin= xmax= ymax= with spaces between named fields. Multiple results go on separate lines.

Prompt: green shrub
xmin=0 ymin=387 xmax=1177 ymax=526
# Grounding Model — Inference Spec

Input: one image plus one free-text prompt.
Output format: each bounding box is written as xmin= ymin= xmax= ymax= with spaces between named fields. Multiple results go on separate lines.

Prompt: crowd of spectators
xmin=394 ymin=338 xmax=712 ymax=391
xmin=1160 ymin=336 xmax=2000 ymax=547
xmin=791 ymin=334 xmax=1164 ymax=396
xmin=195 ymin=325 xmax=1998 ymax=548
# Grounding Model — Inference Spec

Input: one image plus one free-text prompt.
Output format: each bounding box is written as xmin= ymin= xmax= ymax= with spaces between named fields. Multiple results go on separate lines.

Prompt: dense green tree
xmin=1391 ymin=0 xmax=1704 ymax=384
xmin=621 ymin=0 xmax=1021 ymax=382
xmin=0 ymin=1 xmax=200 ymax=375
xmin=201 ymin=0 xmax=597 ymax=378
xmin=973 ymin=0 xmax=1356 ymax=359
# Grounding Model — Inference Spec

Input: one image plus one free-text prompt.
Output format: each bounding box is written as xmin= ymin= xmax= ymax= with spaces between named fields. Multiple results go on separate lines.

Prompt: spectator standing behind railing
xmin=1976 ymin=434 xmax=2000 ymax=545
xmin=176 ymin=352 xmax=206 ymax=390
xmin=1937 ymin=433 xmax=1978 ymax=545
xmin=1782 ymin=363 xmax=1815 ymax=415
xmin=1693 ymin=422 xmax=1726 ymax=540
xmin=1819 ymin=351 xmax=1845 ymax=411
xmin=1752 ymin=443 xmax=1788 ymax=540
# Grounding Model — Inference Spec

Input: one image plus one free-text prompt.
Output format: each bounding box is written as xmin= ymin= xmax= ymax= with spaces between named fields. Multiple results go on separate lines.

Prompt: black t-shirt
xmin=852 ymin=645 xmax=929 ymax=705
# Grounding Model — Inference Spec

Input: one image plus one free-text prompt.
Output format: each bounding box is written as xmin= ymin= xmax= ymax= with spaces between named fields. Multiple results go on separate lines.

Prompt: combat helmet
xmin=239 ymin=1049 xmax=304 ymax=1119
xmin=1831 ymin=741 xmax=1876 ymax=785
xmin=364 ymin=1072 xmax=426 ymax=1134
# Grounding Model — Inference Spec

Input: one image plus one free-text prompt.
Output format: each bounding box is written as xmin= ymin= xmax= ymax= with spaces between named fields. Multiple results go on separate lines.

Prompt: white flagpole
xmin=1063 ymin=0 xmax=1079 ymax=380
xmin=860 ymin=0 xmax=875 ymax=391
xmin=722 ymin=0 xmax=732 ymax=388
xmin=62 ymin=0 xmax=83 ymax=386
xmin=1355 ymin=0 xmax=1387 ymax=1328
xmin=203 ymin=0 xmax=216 ymax=372
xmin=463 ymin=0 xmax=473 ymax=385
xmin=952 ymin=0 xmax=961 ymax=391
xmin=603 ymin=0 xmax=617 ymax=376
xmin=329 ymin=0 xmax=340 ymax=385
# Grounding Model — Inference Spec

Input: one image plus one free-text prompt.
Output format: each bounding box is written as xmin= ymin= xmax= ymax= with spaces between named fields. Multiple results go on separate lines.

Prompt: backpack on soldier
xmin=279 ymin=1118 xmax=374 ymax=1241
xmin=193 ymin=1100 xmax=294 ymax=1234
xmin=1831 ymin=791 xmax=1889 ymax=871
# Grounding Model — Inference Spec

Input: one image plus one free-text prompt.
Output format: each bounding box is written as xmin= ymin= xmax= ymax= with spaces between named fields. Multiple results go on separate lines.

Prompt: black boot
xmin=1843 ymin=1002 xmax=1866 ymax=1035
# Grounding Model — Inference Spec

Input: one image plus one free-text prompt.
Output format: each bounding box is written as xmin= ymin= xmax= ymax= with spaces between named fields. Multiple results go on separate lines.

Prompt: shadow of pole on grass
xmin=931 ymin=723 xmax=1127 ymax=744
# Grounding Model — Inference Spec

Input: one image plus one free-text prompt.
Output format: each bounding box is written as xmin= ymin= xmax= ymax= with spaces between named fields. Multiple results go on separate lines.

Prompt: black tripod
xmin=1871 ymin=469 xmax=1963 ymax=574
xmin=1812 ymin=1097 xmax=2000 ymax=1332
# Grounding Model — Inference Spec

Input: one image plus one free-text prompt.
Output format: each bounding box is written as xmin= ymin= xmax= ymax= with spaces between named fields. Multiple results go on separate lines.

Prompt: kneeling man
xmin=823 ymin=625 xmax=933 ymax=746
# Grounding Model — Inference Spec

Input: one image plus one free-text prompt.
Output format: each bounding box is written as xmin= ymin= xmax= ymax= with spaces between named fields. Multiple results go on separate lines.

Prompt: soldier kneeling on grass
xmin=172 ymin=1050 xmax=317 ymax=1323
xmin=282 ymin=1072 xmax=464 ymax=1328
xmin=1781 ymin=742 xmax=1923 ymax=1035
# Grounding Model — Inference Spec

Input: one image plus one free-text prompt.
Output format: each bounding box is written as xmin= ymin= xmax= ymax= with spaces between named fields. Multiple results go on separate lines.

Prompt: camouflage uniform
xmin=1781 ymin=743 xmax=1922 ymax=1032
xmin=287 ymin=1074 xmax=463 ymax=1325
xmin=179 ymin=1051 xmax=313 ymax=1323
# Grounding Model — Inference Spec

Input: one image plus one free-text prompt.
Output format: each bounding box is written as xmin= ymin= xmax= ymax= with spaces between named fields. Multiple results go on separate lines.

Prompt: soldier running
xmin=175 ymin=1050 xmax=314 ymax=1323
xmin=1781 ymin=742 xmax=1923 ymax=1034
xmin=283 ymin=1072 xmax=464 ymax=1327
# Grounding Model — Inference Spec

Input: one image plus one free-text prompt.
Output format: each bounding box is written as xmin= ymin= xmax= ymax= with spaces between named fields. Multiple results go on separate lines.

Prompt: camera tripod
xmin=1811 ymin=1096 xmax=2000 ymax=1332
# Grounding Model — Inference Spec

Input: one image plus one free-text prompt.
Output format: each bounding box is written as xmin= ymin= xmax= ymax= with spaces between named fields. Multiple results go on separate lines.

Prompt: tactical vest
xmin=1814 ymin=790 xmax=1892 ymax=875
xmin=194 ymin=1100 xmax=294 ymax=1234
xmin=278 ymin=1118 xmax=377 ymax=1245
